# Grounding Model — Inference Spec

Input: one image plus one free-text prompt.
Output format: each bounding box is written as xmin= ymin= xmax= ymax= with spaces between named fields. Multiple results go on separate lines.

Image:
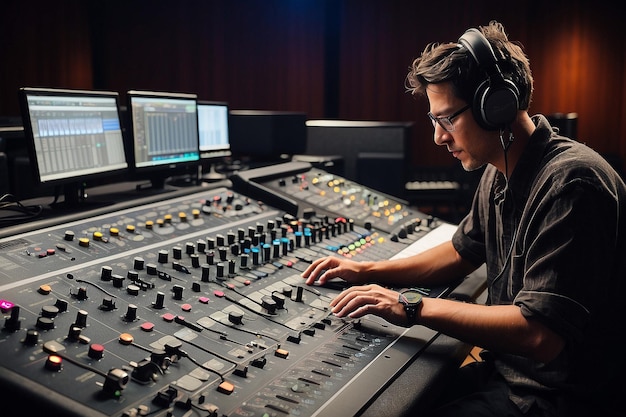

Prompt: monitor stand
xmin=200 ymin=163 xmax=227 ymax=183
xmin=48 ymin=183 xmax=110 ymax=211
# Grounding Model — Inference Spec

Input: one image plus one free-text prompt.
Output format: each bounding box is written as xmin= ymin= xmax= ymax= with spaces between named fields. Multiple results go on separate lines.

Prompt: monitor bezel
xmin=18 ymin=87 xmax=129 ymax=188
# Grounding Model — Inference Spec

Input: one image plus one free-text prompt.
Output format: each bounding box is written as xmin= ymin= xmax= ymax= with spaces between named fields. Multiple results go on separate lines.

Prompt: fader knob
xmin=112 ymin=274 xmax=125 ymax=288
xmin=4 ymin=306 xmax=21 ymax=332
xmin=251 ymin=248 xmax=260 ymax=266
xmin=216 ymin=263 xmax=225 ymax=280
xmin=240 ymin=254 xmax=249 ymax=269
xmin=127 ymin=270 xmax=139 ymax=281
xmin=100 ymin=266 xmax=113 ymax=281
xmin=206 ymin=251 xmax=215 ymax=265
xmin=158 ymin=250 xmax=169 ymax=264
xmin=133 ymin=257 xmax=145 ymax=270
xmin=75 ymin=287 xmax=88 ymax=300
xmin=201 ymin=264 xmax=210 ymax=282
xmin=41 ymin=305 xmax=59 ymax=318
xmin=74 ymin=310 xmax=88 ymax=328
xmin=282 ymin=286 xmax=293 ymax=298
xmin=127 ymin=284 xmax=140 ymax=296
xmin=150 ymin=349 xmax=169 ymax=369
xmin=124 ymin=305 xmax=138 ymax=322
xmin=54 ymin=299 xmax=68 ymax=312
xmin=261 ymin=296 xmax=277 ymax=314
xmin=36 ymin=317 xmax=55 ymax=331
xmin=67 ymin=325 xmax=82 ymax=341
xmin=23 ymin=329 xmax=39 ymax=345
xmin=228 ymin=311 xmax=243 ymax=325
xmin=102 ymin=368 xmax=129 ymax=395
xmin=146 ymin=263 xmax=157 ymax=275
xmin=271 ymin=292 xmax=286 ymax=309
xmin=295 ymin=286 xmax=304 ymax=302
xmin=100 ymin=297 xmax=116 ymax=311
xmin=153 ymin=292 xmax=165 ymax=309
xmin=172 ymin=285 xmax=184 ymax=300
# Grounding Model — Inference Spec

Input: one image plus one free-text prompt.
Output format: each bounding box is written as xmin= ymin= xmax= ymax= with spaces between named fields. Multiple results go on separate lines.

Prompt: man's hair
xmin=406 ymin=21 xmax=533 ymax=110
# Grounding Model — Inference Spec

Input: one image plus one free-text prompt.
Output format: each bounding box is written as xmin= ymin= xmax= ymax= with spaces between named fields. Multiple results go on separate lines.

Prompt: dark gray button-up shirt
xmin=452 ymin=115 xmax=626 ymax=415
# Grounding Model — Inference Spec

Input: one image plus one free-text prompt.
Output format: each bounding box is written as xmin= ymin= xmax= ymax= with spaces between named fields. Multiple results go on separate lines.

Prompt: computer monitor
xmin=229 ymin=110 xmax=307 ymax=162
xmin=197 ymin=100 xmax=231 ymax=181
xmin=127 ymin=90 xmax=200 ymax=189
xmin=18 ymin=87 xmax=128 ymax=206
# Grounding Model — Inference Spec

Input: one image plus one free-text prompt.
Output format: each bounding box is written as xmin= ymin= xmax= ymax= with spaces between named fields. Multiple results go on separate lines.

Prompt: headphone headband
xmin=458 ymin=28 xmax=519 ymax=131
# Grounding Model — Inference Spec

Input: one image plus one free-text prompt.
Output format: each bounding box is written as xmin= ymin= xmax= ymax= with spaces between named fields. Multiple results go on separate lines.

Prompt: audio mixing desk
xmin=0 ymin=162 xmax=484 ymax=417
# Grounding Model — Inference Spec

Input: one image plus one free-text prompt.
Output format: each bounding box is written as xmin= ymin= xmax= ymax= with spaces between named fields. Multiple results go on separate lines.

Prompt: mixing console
xmin=0 ymin=163 xmax=467 ymax=417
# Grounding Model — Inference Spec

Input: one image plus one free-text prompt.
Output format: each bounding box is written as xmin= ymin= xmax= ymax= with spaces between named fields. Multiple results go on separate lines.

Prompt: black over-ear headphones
xmin=458 ymin=28 xmax=520 ymax=131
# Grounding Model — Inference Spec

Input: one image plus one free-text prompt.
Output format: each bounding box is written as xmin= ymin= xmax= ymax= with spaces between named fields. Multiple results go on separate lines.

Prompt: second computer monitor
xmin=198 ymin=100 xmax=231 ymax=159
xmin=127 ymin=90 xmax=200 ymax=188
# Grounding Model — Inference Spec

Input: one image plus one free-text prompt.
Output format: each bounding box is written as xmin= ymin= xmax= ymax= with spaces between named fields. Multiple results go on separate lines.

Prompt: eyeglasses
xmin=427 ymin=104 xmax=471 ymax=132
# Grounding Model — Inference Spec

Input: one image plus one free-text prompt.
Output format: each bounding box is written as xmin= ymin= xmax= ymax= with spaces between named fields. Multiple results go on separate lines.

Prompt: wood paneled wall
xmin=1 ymin=0 xmax=624 ymax=169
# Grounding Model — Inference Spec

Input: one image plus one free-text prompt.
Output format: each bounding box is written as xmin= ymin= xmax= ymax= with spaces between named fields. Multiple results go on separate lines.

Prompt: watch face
xmin=402 ymin=290 xmax=423 ymax=304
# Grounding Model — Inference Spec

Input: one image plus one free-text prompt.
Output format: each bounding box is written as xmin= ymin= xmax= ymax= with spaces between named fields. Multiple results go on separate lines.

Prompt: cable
xmin=0 ymin=193 xmax=43 ymax=226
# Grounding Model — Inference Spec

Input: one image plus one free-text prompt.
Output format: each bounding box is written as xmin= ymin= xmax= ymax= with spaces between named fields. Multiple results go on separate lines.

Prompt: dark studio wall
xmin=1 ymin=0 xmax=625 ymax=170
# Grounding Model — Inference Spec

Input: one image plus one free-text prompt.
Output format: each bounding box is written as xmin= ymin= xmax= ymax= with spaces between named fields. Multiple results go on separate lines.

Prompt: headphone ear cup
xmin=474 ymin=78 xmax=520 ymax=131
xmin=459 ymin=28 xmax=520 ymax=131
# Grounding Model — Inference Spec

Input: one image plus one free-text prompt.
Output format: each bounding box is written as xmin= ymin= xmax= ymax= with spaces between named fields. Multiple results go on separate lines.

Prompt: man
xmin=302 ymin=21 xmax=625 ymax=416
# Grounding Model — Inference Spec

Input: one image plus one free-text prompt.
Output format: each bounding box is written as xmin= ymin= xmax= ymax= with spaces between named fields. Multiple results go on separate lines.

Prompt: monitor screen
xmin=19 ymin=87 xmax=128 ymax=186
xmin=198 ymin=100 xmax=231 ymax=159
xmin=127 ymin=90 xmax=200 ymax=181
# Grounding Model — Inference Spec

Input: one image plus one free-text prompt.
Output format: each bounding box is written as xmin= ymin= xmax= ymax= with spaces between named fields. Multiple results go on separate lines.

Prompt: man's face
xmin=426 ymin=82 xmax=497 ymax=171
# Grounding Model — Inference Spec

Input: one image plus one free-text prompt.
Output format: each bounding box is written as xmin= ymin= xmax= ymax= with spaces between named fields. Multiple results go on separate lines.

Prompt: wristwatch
xmin=398 ymin=289 xmax=423 ymax=325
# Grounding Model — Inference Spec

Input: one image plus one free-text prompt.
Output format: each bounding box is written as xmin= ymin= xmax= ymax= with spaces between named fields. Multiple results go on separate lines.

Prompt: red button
xmin=88 ymin=343 xmax=104 ymax=359
xmin=45 ymin=355 xmax=63 ymax=371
